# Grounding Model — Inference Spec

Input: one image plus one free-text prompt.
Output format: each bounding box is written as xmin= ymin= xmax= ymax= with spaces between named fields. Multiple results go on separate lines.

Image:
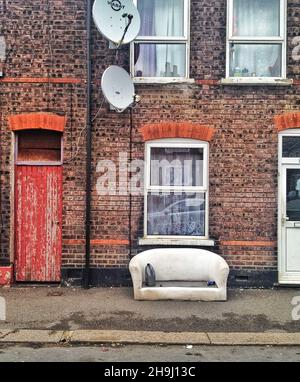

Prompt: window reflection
xmin=283 ymin=137 xmax=300 ymax=158
xmin=286 ymin=169 xmax=300 ymax=222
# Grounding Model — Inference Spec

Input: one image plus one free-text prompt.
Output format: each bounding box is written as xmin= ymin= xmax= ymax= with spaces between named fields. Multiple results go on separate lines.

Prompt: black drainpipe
xmin=83 ymin=0 xmax=92 ymax=289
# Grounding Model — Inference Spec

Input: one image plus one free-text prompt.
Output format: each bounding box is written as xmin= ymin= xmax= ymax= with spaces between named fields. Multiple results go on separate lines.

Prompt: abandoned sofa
xmin=129 ymin=248 xmax=230 ymax=301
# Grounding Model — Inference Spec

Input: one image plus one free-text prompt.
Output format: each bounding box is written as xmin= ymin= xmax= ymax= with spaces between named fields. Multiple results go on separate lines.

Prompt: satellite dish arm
xmin=117 ymin=14 xmax=134 ymax=47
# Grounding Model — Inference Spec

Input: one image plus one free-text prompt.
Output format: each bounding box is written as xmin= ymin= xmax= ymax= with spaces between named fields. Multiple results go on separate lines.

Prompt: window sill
xmin=139 ymin=237 xmax=215 ymax=247
xmin=133 ymin=77 xmax=195 ymax=85
xmin=221 ymin=78 xmax=293 ymax=86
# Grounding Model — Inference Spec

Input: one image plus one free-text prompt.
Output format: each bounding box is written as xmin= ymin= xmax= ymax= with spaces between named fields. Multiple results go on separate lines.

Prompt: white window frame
xmin=131 ymin=0 xmax=191 ymax=83
xmin=144 ymin=138 xmax=209 ymax=240
xmin=224 ymin=0 xmax=287 ymax=85
xmin=279 ymin=130 xmax=300 ymax=165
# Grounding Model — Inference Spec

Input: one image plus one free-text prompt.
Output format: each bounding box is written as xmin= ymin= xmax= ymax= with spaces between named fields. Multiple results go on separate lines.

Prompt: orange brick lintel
xmin=221 ymin=240 xmax=277 ymax=248
xmin=0 ymin=77 xmax=82 ymax=84
xmin=140 ymin=122 xmax=215 ymax=142
xmin=274 ymin=112 xmax=300 ymax=132
xmin=63 ymin=239 xmax=130 ymax=246
xmin=8 ymin=112 xmax=67 ymax=132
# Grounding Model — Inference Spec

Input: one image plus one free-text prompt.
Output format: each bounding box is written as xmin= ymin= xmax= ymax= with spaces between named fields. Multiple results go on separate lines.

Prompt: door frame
xmin=278 ymin=128 xmax=300 ymax=284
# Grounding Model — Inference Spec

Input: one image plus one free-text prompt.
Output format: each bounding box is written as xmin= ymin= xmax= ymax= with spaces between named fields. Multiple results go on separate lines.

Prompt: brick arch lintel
xmin=140 ymin=122 xmax=215 ymax=142
xmin=8 ymin=112 xmax=66 ymax=132
xmin=275 ymin=112 xmax=300 ymax=132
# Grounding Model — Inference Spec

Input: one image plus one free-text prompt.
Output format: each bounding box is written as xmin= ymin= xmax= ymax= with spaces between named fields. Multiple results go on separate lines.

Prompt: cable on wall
xmin=46 ymin=0 xmax=54 ymax=111
xmin=128 ymin=107 xmax=134 ymax=259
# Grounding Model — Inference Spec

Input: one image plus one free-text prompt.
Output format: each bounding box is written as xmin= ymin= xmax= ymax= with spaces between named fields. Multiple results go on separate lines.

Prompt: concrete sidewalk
xmin=0 ymin=287 xmax=300 ymax=343
xmin=1 ymin=329 xmax=300 ymax=346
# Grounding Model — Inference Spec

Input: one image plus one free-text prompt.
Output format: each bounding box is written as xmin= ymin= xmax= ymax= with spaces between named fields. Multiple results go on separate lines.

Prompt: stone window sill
xmin=221 ymin=78 xmax=293 ymax=86
xmin=138 ymin=237 xmax=215 ymax=247
xmin=133 ymin=78 xmax=195 ymax=85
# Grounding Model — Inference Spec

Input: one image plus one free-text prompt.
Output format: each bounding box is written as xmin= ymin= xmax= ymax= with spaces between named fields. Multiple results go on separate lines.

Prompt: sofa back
xmin=133 ymin=248 xmax=229 ymax=284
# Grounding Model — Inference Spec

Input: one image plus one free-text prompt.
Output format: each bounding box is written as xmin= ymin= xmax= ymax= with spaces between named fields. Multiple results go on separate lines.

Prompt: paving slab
xmin=208 ymin=332 xmax=300 ymax=346
xmin=0 ymin=329 xmax=63 ymax=343
xmin=70 ymin=330 xmax=211 ymax=345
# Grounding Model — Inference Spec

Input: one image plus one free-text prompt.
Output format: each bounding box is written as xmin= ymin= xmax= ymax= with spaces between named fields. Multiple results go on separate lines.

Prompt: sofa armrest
xmin=129 ymin=261 xmax=143 ymax=293
xmin=210 ymin=260 xmax=230 ymax=289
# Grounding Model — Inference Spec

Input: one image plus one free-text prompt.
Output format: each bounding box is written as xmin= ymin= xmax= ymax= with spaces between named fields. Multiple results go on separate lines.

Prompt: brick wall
xmin=0 ymin=0 xmax=87 ymax=268
xmin=89 ymin=0 xmax=300 ymax=276
xmin=0 ymin=1 xmax=299 ymax=284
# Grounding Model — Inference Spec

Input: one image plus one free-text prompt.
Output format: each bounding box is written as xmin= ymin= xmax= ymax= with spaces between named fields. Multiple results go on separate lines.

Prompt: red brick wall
xmin=0 ymin=1 xmax=299 ymax=279
xmin=0 ymin=0 xmax=87 ymax=269
xmin=89 ymin=0 xmax=300 ymax=274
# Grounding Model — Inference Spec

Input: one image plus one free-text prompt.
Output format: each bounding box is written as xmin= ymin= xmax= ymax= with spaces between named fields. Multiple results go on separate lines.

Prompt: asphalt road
xmin=0 ymin=344 xmax=300 ymax=362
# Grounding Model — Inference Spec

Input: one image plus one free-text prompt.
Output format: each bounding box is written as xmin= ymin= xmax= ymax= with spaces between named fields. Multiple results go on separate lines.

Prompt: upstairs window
xmin=131 ymin=0 xmax=190 ymax=80
xmin=227 ymin=0 xmax=286 ymax=80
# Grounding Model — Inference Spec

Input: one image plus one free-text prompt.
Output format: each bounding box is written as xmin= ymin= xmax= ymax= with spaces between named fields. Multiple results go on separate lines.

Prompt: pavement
xmin=2 ymin=344 xmax=300 ymax=362
xmin=0 ymin=286 xmax=300 ymax=346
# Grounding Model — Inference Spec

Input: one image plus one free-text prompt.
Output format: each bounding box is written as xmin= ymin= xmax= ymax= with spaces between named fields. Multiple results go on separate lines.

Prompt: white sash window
xmin=225 ymin=0 xmax=287 ymax=84
xmin=131 ymin=0 xmax=190 ymax=81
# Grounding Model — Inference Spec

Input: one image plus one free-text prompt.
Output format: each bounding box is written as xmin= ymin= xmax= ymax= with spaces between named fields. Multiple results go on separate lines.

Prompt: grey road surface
xmin=0 ymin=344 xmax=300 ymax=362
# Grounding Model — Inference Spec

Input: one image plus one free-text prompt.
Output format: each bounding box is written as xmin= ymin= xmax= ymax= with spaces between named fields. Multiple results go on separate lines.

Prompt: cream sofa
xmin=129 ymin=248 xmax=230 ymax=301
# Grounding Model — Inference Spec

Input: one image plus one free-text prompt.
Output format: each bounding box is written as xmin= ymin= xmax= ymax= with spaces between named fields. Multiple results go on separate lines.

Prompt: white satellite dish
xmin=101 ymin=66 xmax=136 ymax=113
xmin=93 ymin=0 xmax=141 ymax=46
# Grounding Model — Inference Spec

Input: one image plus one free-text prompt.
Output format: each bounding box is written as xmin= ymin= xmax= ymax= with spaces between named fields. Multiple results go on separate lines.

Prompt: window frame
xmin=279 ymin=129 xmax=300 ymax=165
xmin=131 ymin=0 xmax=191 ymax=82
xmin=144 ymin=138 xmax=209 ymax=240
xmin=226 ymin=0 xmax=287 ymax=82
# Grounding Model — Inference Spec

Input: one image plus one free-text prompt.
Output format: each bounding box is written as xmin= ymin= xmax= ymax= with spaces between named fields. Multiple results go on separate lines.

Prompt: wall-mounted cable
xmin=46 ymin=0 xmax=54 ymax=111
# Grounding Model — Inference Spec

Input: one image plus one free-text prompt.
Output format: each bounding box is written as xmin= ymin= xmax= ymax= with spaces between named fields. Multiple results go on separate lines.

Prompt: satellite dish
xmin=101 ymin=66 xmax=136 ymax=113
xmin=93 ymin=0 xmax=141 ymax=46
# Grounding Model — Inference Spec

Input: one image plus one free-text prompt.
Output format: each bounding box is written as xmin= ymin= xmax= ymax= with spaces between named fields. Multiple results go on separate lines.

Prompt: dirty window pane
xmin=134 ymin=43 xmax=186 ymax=78
xmin=233 ymin=0 xmax=281 ymax=37
xmin=138 ymin=0 xmax=184 ymax=37
xmin=150 ymin=147 xmax=204 ymax=187
xmin=286 ymin=169 xmax=300 ymax=221
xmin=282 ymin=137 xmax=300 ymax=158
xmin=229 ymin=43 xmax=282 ymax=78
xmin=147 ymin=193 xmax=206 ymax=236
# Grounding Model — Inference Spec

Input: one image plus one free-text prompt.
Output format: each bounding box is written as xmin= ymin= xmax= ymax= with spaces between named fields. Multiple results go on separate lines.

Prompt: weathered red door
xmin=15 ymin=166 xmax=62 ymax=282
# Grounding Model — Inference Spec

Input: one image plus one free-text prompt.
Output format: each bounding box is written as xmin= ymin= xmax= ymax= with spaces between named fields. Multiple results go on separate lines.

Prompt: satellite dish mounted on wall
xmin=101 ymin=65 xmax=138 ymax=113
xmin=93 ymin=0 xmax=141 ymax=46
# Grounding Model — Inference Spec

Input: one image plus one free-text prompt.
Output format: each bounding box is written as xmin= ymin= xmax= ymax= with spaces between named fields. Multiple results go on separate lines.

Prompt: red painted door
xmin=15 ymin=166 xmax=62 ymax=282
